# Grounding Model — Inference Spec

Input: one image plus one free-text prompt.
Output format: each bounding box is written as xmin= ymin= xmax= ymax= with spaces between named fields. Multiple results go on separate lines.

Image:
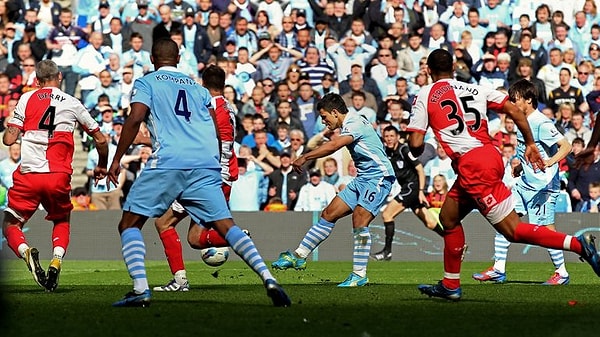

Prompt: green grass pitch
xmin=2 ymin=260 xmax=600 ymax=337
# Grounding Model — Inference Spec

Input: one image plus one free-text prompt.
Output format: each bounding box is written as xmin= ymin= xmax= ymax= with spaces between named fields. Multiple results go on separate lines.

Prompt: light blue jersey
xmin=515 ymin=110 xmax=563 ymax=192
xmin=130 ymin=66 xmax=219 ymax=170
xmin=341 ymin=111 xmax=394 ymax=179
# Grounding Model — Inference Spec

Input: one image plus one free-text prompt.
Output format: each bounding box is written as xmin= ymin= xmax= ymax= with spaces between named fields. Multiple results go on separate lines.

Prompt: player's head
xmin=151 ymin=39 xmax=180 ymax=67
xmin=426 ymin=49 xmax=453 ymax=78
xmin=202 ymin=65 xmax=225 ymax=93
xmin=316 ymin=93 xmax=349 ymax=130
xmin=508 ymin=79 xmax=538 ymax=109
xmin=35 ymin=59 xmax=61 ymax=86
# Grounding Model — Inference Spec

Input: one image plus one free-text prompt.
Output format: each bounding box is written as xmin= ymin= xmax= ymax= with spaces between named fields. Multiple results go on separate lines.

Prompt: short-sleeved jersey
xmin=386 ymin=143 xmax=420 ymax=185
xmin=131 ymin=66 xmax=219 ymax=170
xmin=212 ymin=95 xmax=238 ymax=183
xmin=407 ymin=79 xmax=508 ymax=162
xmin=8 ymin=87 xmax=99 ymax=174
xmin=515 ymin=110 xmax=563 ymax=191
xmin=341 ymin=111 xmax=394 ymax=179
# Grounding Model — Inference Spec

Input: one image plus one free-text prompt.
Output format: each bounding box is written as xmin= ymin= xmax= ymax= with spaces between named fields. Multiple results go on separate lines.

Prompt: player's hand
xmin=524 ymin=144 xmax=545 ymax=172
xmin=418 ymin=191 xmax=429 ymax=207
xmin=574 ymin=148 xmax=595 ymax=169
xmin=292 ymin=156 xmax=307 ymax=174
xmin=106 ymin=160 xmax=121 ymax=191
xmin=93 ymin=166 xmax=107 ymax=186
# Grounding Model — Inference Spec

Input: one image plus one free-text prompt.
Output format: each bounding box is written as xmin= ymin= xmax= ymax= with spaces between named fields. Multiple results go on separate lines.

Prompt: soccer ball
xmin=200 ymin=247 xmax=230 ymax=267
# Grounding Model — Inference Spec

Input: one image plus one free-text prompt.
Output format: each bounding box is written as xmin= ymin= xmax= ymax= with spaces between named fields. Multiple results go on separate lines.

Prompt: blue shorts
xmin=123 ymin=168 xmax=231 ymax=224
xmin=337 ymin=175 xmax=395 ymax=216
xmin=513 ymin=184 xmax=557 ymax=226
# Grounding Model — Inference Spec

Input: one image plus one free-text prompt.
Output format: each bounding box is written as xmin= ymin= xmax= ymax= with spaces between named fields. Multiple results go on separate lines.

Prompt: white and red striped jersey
xmin=407 ymin=79 xmax=508 ymax=162
xmin=212 ymin=95 xmax=238 ymax=183
xmin=8 ymin=87 xmax=100 ymax=174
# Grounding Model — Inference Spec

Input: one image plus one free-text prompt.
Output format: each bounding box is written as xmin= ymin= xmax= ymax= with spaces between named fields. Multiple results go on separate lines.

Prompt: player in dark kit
xmin=372 ymin=125 xmax=443 ymax=261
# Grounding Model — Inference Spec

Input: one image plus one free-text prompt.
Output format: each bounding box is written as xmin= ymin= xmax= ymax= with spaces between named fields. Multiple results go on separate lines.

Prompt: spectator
xmin=250 ymin=8 xmax=281 ymax=37
xmin=241 ymin=86 xmax=276 ymax=121
xmin=119 ymin=66 xmax=134 ymax=112
xmin=310 ymin=17 xmax=338 ymax=58
xmin=296 ymin=82 xmax=319 ymax=137
xmin=167 ymin=0 xmax=194 ymax=23
xmin=327 ymin=37 xmax=377 ymax=81
xmin=129 ymin=1 xmax=157 ymax=51
xmin=337 ymin=160 xmax=357 ymax=192
xmin=422 ymin=23 xmax=453 ymax=53
xmin=473 ymin=53 xmax=508 ymax=89
xmin=315 ymin=73 xmax=339 ymax=97
xmin=564 ymin=111 xmax=592 ymax=145
xmin=153 ymin=5 xmax=183 ymax=42
xmin=537 ymin=48 xmax=572 ymax=99
xmin=0 ymin=142 xmax=20 ymax=209
xmin=568 ymin=145 xmax=600 ymax=211
xmin=235 ymin=47 xmax=257 ymax=96
xmin=250 ymin=128 xmax=281 ymax=170
xmin=4 ymin=43 xmax=32 ymax=91
xmin=71 ymin=187 xmax=98 ymax=211
xmin=268 ymin=100 xmax=305 ymax=138
xmin=548 ymin=67 xmax=584 ymax=113
xmin=464 ymin=7 xmax=488 ymax=49
xmin=572 ymin=61 xmax=595 ymax=98
xmin=294 ymin=168 xmax=337 ymax=212
xmin=511 ymin=58 xmax=547 ymax=105
xmin=348 ymin=91 xmax=376 ymax=128
xmin=89 ymin=1 xmax=113 ymax=34
xmin=424 ymin=144 xmax=456 ymax=191
xmin=229 ymin=157 xmax=272 ymax=211
xmin=0 ymin=73 xmax=20 ymax=130
xmin=86 ymin=132 xmax=121 ymax=210
xmin=580 ymin=181 xmax=600 ymax=212
xmin=251 ymin=43 xmax=302 ymax=83
xmin=84 ymin=70 xmax=122 ymax=111
xmin=267 ymin=149 xmax=306 ymax=211
xmin=320 ymin=156 xmax=340 ymax=187
xmin=73 ymin=32 xmax=108 ymax=103
xmin=102 ymin=17 xmax=132 ymax=56
xmin=427 ymin=174 xmax=449 ymax=209
xmin=341 ymin=73 xmax=379 ymax=113
xmin=286 ymin=128 xmax=309 ymax=161
xmin=297 ymin=45 xmax=335 ymax=88
xmin=13 ymin=23 xmax=46 ymax=63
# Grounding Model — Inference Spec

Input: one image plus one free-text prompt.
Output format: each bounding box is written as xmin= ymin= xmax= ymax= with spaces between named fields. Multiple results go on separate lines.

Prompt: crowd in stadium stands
xmin=0 ymin=0 xmax=599 ymax=213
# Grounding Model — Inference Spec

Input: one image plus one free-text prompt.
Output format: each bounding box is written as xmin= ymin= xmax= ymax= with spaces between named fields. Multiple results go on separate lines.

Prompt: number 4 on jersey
xmin=175 ymin=89 xmax=191 ymax=122
xmin=38 ymin=106 xmax=56 ymax=137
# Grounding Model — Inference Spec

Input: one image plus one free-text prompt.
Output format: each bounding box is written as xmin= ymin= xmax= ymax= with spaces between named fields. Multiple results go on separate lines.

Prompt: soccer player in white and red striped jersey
xmin=1 ymin=59 xmax=109 ymax=292
xmin=152 ymin=65 xmax=241 ymax=292
xmin=407 ymin=49 xmax=600 ymax=301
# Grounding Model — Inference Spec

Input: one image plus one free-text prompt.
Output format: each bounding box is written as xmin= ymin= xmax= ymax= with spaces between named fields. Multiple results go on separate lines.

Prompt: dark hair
xmin=130 ymin=32 xmax=143 ymax=41
xmin=426 ymin=49 xmax=453 ymax=75
xmin=202 ymin=65 xmax=225 ymax=92
xmin=350 ymin=91 xmax=366 ymax=99
xmin=560 ymin=67 xmax=572 ymax=76
xmin=152 ymin=39 xmax=179 ymax=61
xmin=572 ymin=137 xmax=585 ymax=147
xmin=508 ymin=79 xmax=538 ymax=109
xmin=316 ymin=93 xmax=348 ymax=114
xmin=383 ymin=125 xmax=399 ymax=134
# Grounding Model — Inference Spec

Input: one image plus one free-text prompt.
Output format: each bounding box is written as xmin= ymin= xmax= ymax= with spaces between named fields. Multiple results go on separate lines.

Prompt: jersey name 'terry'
xmin=154 ymin=74 xmax=196 ymax=85
xmin=36 ymin=92 xmax=67 ymax=102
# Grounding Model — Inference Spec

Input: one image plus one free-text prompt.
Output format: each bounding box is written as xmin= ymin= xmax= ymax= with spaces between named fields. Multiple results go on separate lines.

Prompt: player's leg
xmin=494 ymin=210 xmax=599 ymax=278
xmin=374 ymin=198 xmax=405 ymax=261
xmin=338 ymin=176 xmax=393 ymax=287
xmin=153 ymin=203 xmax=189 ymax=292
xmin=41 ymin=172 xmax=75 ymax=292
xmin=183 ymin=168 xmax=290 ymax=307
xmin=3 ymin=171 xmax=46 ymax=288
xmin=417 ymin=194 xmax=471 ymax=301
xmin=113 ymin=170 xmax=184 ymax=307
xmin=271 ymin=195 xmax=351 ymax=270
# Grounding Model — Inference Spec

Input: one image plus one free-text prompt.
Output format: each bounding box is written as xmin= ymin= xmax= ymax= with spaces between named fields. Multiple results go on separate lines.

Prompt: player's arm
xmin=545 ymin=137 xmax=572 ymax=168
xmin=106 ymin=102 xmax=147 ymax=187
xmin=2 ymin=126 xmax=21 ymax=146
xmin=90 ymin=129 xmax=109 ymax=169
xmin=501 ymin=101 xmax=545 ymax=171
xmin=408 ymin=131 xmax=425 ymax=157
xmin=292 ymin=134 xmax=353 ymax=173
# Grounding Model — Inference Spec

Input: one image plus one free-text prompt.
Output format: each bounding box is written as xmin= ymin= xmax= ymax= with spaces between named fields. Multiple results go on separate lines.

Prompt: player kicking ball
xmin=271 ymin=93 xmax=396 ymax=287
xmin=407 ymin=49 xmax=600 ymax=301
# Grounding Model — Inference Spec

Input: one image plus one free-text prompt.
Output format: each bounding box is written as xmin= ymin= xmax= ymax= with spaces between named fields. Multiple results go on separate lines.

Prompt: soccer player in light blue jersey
xmin=473 ymin=79 xmax=573 ymax=285
xmin=271 ymin=93 xmax=396 ymax=287
xmin=96 ymin=39 xmax=290 ymax=307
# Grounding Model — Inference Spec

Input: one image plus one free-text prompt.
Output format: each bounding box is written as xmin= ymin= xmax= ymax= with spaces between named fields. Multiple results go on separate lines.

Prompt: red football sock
xmin=442 ymin=225 xmax=465 ymax=290
xmin=4 ymin=225 xmax=27 ymax=258
xmin=159 ymin=228 xmax=185 ymax=274
xmin=198 ymin=228 xmax=228 ymax=248
xmin=52 ymin=222 xmax=70 ymax=253
xmin=513 ymin=222 xmax=582 ymax=254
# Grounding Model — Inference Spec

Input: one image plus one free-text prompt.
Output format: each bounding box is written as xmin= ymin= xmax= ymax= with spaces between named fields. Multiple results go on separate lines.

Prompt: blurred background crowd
xmin=0 ymin=0 xmax=599 ymax=214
